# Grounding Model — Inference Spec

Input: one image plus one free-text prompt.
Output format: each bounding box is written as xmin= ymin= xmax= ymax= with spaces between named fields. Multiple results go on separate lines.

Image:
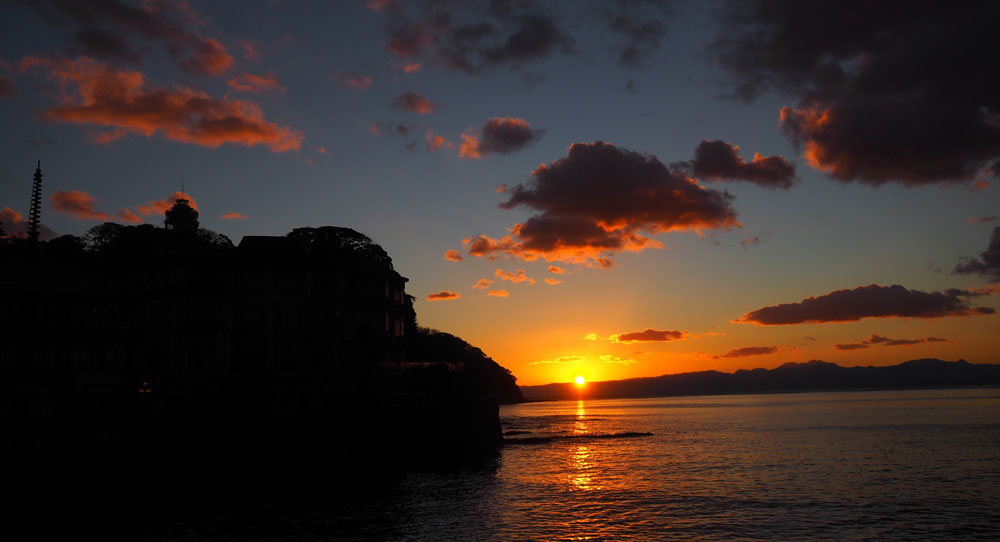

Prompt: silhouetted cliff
xmin=521 ymin=359 xmax=1000 ymax=401
xmin=408 ymin=328 xmax=526 ymax=404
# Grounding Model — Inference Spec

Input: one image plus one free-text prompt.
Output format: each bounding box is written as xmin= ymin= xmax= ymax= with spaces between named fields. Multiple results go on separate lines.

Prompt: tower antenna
xmin=27 ymin=160 xmax=43 ymax=243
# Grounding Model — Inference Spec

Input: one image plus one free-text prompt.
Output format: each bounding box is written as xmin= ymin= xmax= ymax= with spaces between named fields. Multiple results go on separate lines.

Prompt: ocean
xmin=142 ymin=388 xmax=1000 ymax=541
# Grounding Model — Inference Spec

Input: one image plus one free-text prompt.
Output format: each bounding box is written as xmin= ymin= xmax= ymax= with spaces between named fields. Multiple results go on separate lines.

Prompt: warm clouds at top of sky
xmin=0 ymin=0 xmax=998 ymax=384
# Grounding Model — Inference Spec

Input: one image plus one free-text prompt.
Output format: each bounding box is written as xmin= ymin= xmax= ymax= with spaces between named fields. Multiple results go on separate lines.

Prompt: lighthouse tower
xmin=27 ymin=161 xmax=42 ymax=243
xmin=164 ymin=196 xmax=199 ymax=237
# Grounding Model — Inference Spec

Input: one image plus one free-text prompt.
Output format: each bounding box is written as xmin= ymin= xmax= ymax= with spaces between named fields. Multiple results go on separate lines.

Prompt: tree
xmin=196 ymin=228 xmax=234 ymax=249
xmin=83 ymin=222 xmax=124 ymax=251
xmin=287 ymin=226 xmax=394 ymax=269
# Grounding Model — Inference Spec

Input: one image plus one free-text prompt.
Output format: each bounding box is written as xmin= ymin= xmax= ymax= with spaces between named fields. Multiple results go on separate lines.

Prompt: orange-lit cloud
xmin=227 ymin=72 xmax=283 ymax=93
xmin=464 ymin=142 xmax=738 ymax=266
xmin=611 ymin=328 xmax=688 ymax=343
xmin=600 ymin=355 xmax=636 ymax=365
xmin=426 ymin=130 xmax=454 ymax=151
xmin=427 ymin=290 xmax=460 ymax=301
xmin=1 ymin=205 xmax=57 ymax=240
xmin=401 ymin=63 xmax=422 ymax=73
xmin=487 ymin=290 xmax=509 ymax=297
xmin=458 ymin=117 xmax=543 ymax=159
xmin=529 ymin=355 xmax=585 ymax=365
xmin=236 ymin=40 xmax=261 ymax=61
xmin=953 ymin=226 xmax=1000 ymax=282
xmin=137 ymin=192 xmax=198 ymax=216
xmin=971 ymin=180 xmax=990 ymax=191
xmin=966 ymin=216 xmax=997 ymax=224
xmin=221 ymin=212 xmax=247 ymax=220
xmin=335 ymin=71 xmax=372 ymax=91
xmin=21 ymin=56 xmax=303 ymax=152
xmin=393 ymin=92 xmax=436 ymax=114
xmin=689 ymin=139 xmax=796 ymax=189
xmin=366 ymin=0 xmax=394 ymax=12
xmin=473 ymin=278 xmax=494 ymax=289
xmin=0 ymin=76 xmax=12 ymax=97
xmin=544 ymin=278 xmax=561 ymax=285
xmin=315 ymin=146 xmax=328 ymax=155
xmin=494 ymin=268 xmax=535 ymax=284
xmin=115 ymin=208 xmax=142 ymax=223
xmin=714 ymin=346 xmax=781 ymax=358
xmin=582 ymin=333 xmax=598 ymax=341
xmin=738 ymin=284 xmax=995 ymax=325
xmin=444 ymin=249 xmax=462 ymax=261
xmin=21 ymin=0 xmax=233 ymax=76
xmin=89 ymin=128 xmax=130 ymax=144
xmin=548 ymin=265 xmax=566 ymax=274
xmin=51 ymin=190 xmax=108 ymax=221
xmin=1 ymin=206 xmax=23 ymax=225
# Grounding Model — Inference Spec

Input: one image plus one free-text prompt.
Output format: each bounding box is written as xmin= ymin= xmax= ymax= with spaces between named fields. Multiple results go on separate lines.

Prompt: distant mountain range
xmin=520 ymin=359 xmax=1000 ymax=401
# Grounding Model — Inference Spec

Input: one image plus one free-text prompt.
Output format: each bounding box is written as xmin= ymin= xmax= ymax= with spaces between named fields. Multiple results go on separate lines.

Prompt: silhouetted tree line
xmin=409 ymin=328 xmax=525 ymax=404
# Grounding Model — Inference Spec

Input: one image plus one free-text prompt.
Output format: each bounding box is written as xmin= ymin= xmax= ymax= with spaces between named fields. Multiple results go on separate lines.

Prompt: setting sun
xmin=575 ymin=375 xmax=586 ymax=385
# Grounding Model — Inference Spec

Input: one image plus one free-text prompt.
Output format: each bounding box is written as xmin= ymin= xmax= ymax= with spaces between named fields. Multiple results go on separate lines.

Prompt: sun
xmin=574 ymin=375 xmax=586 ymax=385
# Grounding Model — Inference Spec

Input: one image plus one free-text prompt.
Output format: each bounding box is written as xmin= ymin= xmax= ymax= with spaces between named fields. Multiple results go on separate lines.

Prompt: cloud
xmin=972 ymin=180 xmax=990 ymax=192
xmin=24 ymin=0 xmax=232 ymax=75
xmin=464 ymin=142 xmax=738 ymax=266
xmin=20 ymin=56 xmax=303 ymax=152
xmin=0 ymin=76 xmax=11 ymax=97
xmin=227 ymin=72 xmax=283 ymax=93
xmin=444 ymin=249 xmax=462 ymax=261
xmin=611 ymin=328 xmax=688 ymax=343
xmin=369 ymin=122 xmax=412 ymax=137
xmin=0 ymin=205 xmax=57 ymax=240
xmin=737 ymin=284 xmax=996 ymax=325
xmin=427 ymin=290 xmax=460 ymax=301
xmin=221 ymin=212 xmax=247 ymax=220
xmin=740 ymin=235 xmax=762 ymax=248
xmin=425 ymin=130 xmax=453 ymax=151
xmin=51 ymin=190 xmax=108 ymax=220
xmin=953 ymin=226 xmax=1000 ymax=282
xmin=714 ymin=346 xmax=781 ymax=359
xmin=529 ymin=355 xmax=585 ymax=365
xmin=335 ymin=71 xmax=372 ymax=91
xmin=137 ymin=192 xmax=197 ymax=216
xmin=834 ymin=343 xmax=869 ymax=351
xmin=458 ymin=117 xmax=544 ymax=158
xmin=544 ymin=278 xmax=561 ymax=285
xmin=967 ymin=216 xmax=997 ymax=224
xmin=473 ymin=278 xmax=494 ymax=289
xmin=600 ymin=355 xmax=637 ymax=365
xmin=392 ymin=91 xmax=436 ymax=114
xmin=603 ymin=0 xmax=671 ymax=68
xmin=548 ymin=265 xmax=566 ymax=274
xmin=115 ymin=208 xmax=142 ymax=223
xmin=487 ymin=289 xmax=509 ymax=297
xmin=583 ymin=333 xmax=598 ymax=341
xmin=494 ymin=268 xmax=535 ymax=284
xmin=688 ymin=140 xmax=797 ymax=189
xmin=839 ymin=335 xmax=954 ymax=349
xmin=711 ymin=2 xmax=1000 ymax=187
xmin=377 ymin=2 xmax=574 ymax=76
xmin=400 ymin=63 xmax=422 ymax=73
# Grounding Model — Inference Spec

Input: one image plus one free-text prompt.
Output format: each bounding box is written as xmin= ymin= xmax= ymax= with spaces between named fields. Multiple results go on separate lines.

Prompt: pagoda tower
xmin=27 ymin=161 xmax=42 ymax=243
xmin=164 ymin=195 xmax=199 ymax=237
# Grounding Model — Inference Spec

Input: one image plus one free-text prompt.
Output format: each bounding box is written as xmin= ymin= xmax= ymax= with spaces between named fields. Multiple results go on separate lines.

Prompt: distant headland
xmin=521 ymin=359 xmax=1000 ymax=401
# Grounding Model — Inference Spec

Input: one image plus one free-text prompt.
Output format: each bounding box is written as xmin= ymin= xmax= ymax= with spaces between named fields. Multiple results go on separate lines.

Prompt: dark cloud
xmin=711 ymin=1 xmax=1000 ymax=187
xmin=369 ymin=122 xmax=413 ymax=137
xmin=839 ymin=334 xmax=954 ymax=349
xmin=377 ymin=1 xmax=573 ymax=76
xmin=953 ymin=226 xmax=1000 ymax=282
xmin=464 ymin=142 xmax=738 ymax=265
xmin=714 ymin=345 xmax=780 ymax=358
xmin=334 ymin=71 xmax=372 ymax=91
xmin=392 ymin=92 xmax=436 ymax=114
xmin=689 ymin=140 xmax=797 ymax=189
xmin=459 ymin=117 xmax=543 ymax=158
xmin=740 ymin=235 xmax=762 ymax=248
xmin=0 ymin=76 xmax=12 ymax=97
xmin=738 ymin=284 xmax=995 ymax=325
xmin=612 ymin=328 xmax=688 ymax=343
xmin=602 ymin=0 xmax=672 ymax=68
xmin=23 ymin=0 xmax=233 ymax=75
xmin=21 ymin=56 xmax=302 ymax=151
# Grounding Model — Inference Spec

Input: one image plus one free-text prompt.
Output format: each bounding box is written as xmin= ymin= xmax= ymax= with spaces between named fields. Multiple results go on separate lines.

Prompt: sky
xmin=1 ymin=0 xmax=998 ymax=386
